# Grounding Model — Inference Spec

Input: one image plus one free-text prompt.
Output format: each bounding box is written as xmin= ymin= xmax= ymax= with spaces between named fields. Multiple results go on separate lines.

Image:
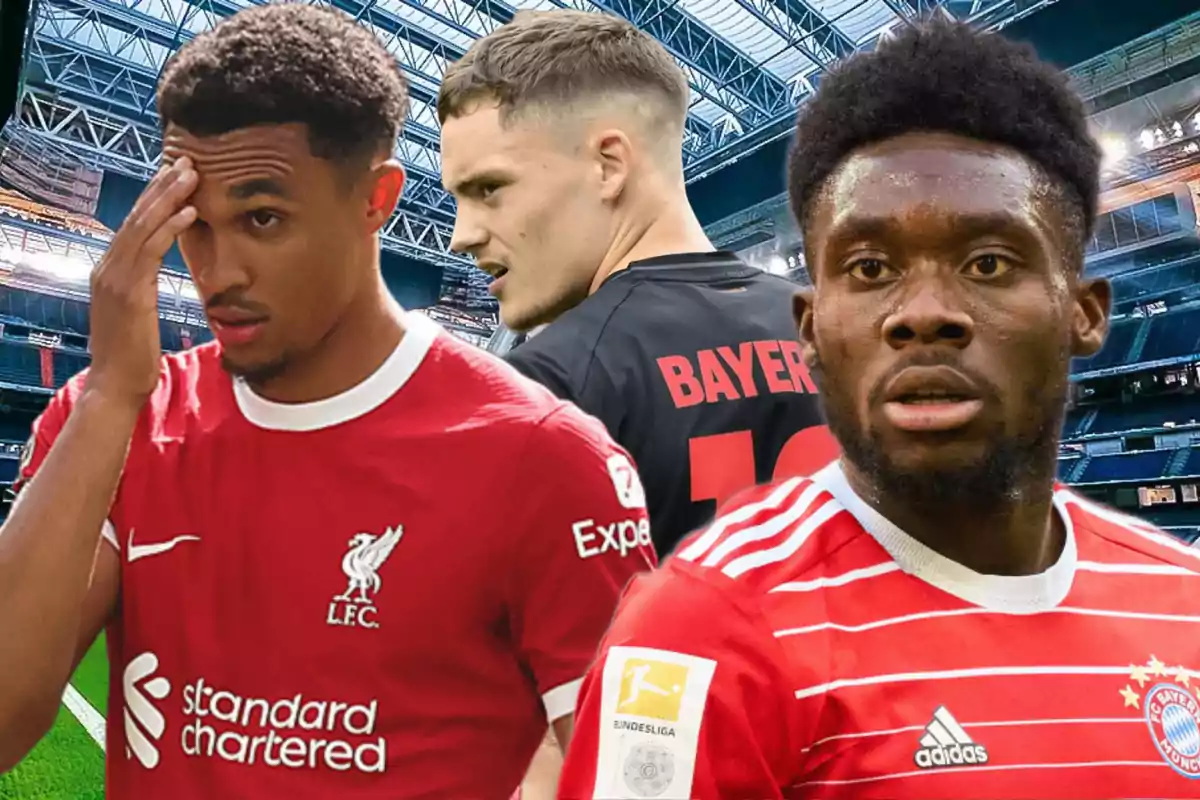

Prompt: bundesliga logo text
xmin=612 ymin=720 xmax=676 ymax=737
xmin=180 ymin=678 xmax=386 ymax=773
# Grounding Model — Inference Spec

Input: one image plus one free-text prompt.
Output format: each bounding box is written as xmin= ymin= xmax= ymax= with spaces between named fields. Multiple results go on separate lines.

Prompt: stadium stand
xmin=0 ymin=283 xmax=212 ymax=521
xmin=1141 ymin=307 xmax=1200 ymax=361
xmin=1088 ymin=395 xmax=1200 ymax=434
xmin=1072 ymin=318 xmax=1139 ymax=371
xmin=1062 ymin=217 xmax=1200 ymax=542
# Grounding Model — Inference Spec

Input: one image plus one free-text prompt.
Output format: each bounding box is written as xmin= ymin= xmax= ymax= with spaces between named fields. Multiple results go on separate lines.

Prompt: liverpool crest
xmin=326 ymin=525 xmax=403 ymax=630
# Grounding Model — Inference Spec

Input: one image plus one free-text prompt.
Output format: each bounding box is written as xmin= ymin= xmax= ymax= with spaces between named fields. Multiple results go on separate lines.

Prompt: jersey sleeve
xmin=507 ymin=342 xmax=627 ymax=437
xmin=558 ymin=564 xmax=797 ymax=799
xmin=9 ymin=387 xmax=118 ymax=549
xmin=506 ymin=405 xmax=657 ymax=723
xmin=506 ymin=345 xmax=579 ymax=405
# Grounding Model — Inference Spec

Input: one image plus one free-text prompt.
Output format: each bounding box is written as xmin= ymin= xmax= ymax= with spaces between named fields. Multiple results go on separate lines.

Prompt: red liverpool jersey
xmin=560 ymin=461 xmax=1200 ymax=799
xmin=16 ymin=312 xmax=655 ymax=799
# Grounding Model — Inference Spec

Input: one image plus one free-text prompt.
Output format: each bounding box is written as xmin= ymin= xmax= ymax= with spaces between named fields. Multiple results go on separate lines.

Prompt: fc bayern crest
xmin=1145 ymin=682 xmax=1200 ymax=778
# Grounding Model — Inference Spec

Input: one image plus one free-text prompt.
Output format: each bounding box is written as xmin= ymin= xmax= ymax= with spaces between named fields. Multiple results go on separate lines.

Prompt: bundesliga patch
xmin=1119 ymin=655 xmax=1200 ymax=778
xmin=592 ymin=646 xmax=716 ymax=800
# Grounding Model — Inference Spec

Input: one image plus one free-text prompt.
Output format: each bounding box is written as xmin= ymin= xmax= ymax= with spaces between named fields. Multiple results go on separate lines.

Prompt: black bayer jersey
xmin=505 ymin=252 xmax=835 ymax=557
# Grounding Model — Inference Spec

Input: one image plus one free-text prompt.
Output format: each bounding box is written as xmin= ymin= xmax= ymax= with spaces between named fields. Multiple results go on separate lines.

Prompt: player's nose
xmin=180 ymin=227 xmax=249 ymax=293
xmin=449 ymin=212 xmax=487 ymax=257
xmin=882 ymin=272 xmax=974 ymax=350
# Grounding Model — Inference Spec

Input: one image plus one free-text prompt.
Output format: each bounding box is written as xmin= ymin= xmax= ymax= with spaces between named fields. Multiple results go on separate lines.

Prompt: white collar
xmin=233 ymin=312 xmax=438 ymax=432
xmin=811 ymin=461 xmax=1077 ymax=613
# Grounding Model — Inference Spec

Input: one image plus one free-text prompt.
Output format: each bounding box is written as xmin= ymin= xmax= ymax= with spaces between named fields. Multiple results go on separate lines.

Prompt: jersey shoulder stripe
xmin=675 ymin=477 xmax=808 ymax=563
xmin=673 ymin=476 xmax=851 ymax=585
xmin=1056 ymin=488 xmax=1200 ymax=573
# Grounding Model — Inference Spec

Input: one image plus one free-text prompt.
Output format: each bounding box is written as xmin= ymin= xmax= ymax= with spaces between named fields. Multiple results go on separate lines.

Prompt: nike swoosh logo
xmin=127 ymin=529 xmax=201 ymax=563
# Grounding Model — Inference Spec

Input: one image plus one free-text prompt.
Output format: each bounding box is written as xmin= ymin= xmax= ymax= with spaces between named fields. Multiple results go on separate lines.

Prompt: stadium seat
xmin=50 ymin=350 xmax=88 ymax=387
xmin=0 ymin=343 xmax=44 ymax=387
xmin=1056 ymin=455 xmax=1083 ymax=480
xmin=0 ymin=419 xmax=29 ymax=441
xmin=1140 ymin=308 xmax=1200 ymax=363
xmin=1072 ymin=319 xmax=1137 ymax=372
xmin=1077 ymin=449 xmax=1173 ymax=483
xmin=0 ymin=287 xmax=89 ymax=334
xmin=1176 ymin=447 xmax=1200 ymax=478
xmin=1061 ymin=409 xmax=1090 ymax=437
xmin=1088 ymin=396 xmax=1200 ymax=434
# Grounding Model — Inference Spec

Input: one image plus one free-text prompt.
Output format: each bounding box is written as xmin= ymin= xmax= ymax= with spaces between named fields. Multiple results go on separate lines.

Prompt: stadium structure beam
xmin=873 ymin=0 xmax=920 ymax=17
xmin=43 ymin=0 xmax=725 ymax=166
xmin=23 ymin=38 xmax=453 ymax=215
xmin=0 ymin=213 xmax=206 ymax=311
xmin=387 ymin=0 xmax=722 ymax=157
xmin=546 ymin=0 xmax=792 ymax=131
xmin=692 ymin=1 xmax=1059 ymax=212
xmin=960 ymin=0 xmax=1064 ymax=31
xmin=384 ymin=0 xmax=509 ymax=39
xmin=28 ymin=36 xmax=457 ymax=219
xmin=42 ymin=0 xmax=458 ymax=139
xmin=736 ymin=0 xmax=857 ymax=69
xmin=884 ymin=0 xmax=1056 ymax=28
xmin=33 ymin=0 xmax=455 ymax=206
xmin=1069 ymin=8 xmax=1200 ymax=104
xmin=7 ymin=88 xmax=474 ymax=270
xmin=0 ymin=212 xmax=112 ymax=266
xmin=336 ymin=0 xmax=719 ymax=158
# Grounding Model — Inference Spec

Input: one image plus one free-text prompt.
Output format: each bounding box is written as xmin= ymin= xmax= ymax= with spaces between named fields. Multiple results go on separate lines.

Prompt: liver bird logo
xmin=335 ymin=526 xmax=404 ymax=603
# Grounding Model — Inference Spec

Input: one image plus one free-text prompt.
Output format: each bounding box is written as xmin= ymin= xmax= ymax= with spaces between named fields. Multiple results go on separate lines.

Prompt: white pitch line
xmin=62 ymin=684 xmax=106 ymax=751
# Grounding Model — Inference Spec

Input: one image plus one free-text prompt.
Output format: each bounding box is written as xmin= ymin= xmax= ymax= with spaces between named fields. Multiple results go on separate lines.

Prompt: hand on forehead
xmin=159 ymin=126 xmax=307 ymax=202
xmin=162 ymin=125 xmax=306 ymax=175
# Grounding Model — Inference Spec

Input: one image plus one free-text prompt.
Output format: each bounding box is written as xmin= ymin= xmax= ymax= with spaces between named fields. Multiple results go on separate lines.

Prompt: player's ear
xmin=794 ymin=289 xmax=817 ymax=368
xmin=1072 ymin=276 xmax=1110 ymax=358
xmin=592 ymin=129 xmax=633 ymax=203
xmin=365 ymin=160 xmax=406 ymax=234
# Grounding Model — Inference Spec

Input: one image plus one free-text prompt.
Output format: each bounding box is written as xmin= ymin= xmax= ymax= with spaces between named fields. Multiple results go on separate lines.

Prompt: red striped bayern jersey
xmin=559 ymin=461 xmax=1200 ymax=799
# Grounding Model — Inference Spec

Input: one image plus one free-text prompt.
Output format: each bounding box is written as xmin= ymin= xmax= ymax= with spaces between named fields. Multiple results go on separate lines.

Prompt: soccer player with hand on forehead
xmin=560 ymin=19 xmax=1200 ymax=800
xmin=0 ymin=6 xmax=653 ymax=798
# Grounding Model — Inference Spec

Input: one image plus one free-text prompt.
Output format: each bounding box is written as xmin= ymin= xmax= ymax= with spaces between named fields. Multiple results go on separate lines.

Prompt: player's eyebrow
xmin=444 ymin=169 xmax=508 ymax=198
xmin=830 ymin=211 xmax=1033 ymax=245
xmin=228 ymin=178 xmax=291 ymax=201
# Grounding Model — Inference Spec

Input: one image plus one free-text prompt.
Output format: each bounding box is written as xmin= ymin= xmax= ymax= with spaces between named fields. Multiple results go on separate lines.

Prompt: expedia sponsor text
xmin=573 ymin=518 xmax=652 ymax=559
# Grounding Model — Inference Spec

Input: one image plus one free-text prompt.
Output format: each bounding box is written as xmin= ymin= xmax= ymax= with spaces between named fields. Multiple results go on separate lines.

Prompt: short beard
xmin=221 ymin=353 xmax=290 ymax=389
xmin=811 ymin=349 xmax=1067 ymax=517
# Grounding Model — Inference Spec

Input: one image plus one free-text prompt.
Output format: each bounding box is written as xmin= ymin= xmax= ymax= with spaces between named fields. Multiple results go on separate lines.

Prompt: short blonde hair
xmin=437 ymin=10 xmax=689 ymax=132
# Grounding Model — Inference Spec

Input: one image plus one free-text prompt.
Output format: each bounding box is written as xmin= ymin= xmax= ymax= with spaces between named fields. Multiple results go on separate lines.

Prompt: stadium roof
xmin=5 ymin=0 xmax=1056 ymax=307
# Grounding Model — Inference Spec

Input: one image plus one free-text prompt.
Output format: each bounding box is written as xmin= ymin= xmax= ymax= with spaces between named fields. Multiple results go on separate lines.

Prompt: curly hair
xmin=157 ymin=4 xmax=409 ymax=165
xmin=788 ymin=18 xmax=1100 ymax=251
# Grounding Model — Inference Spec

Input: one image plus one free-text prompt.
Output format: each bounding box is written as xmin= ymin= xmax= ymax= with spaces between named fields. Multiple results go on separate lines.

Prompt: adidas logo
xmin=913 ymin=706 xmax=989 ymax=770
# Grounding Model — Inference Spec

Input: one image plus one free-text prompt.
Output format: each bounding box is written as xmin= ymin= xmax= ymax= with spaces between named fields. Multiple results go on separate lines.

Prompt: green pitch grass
xmin=0 ymin=635 xmax=108 ymax=799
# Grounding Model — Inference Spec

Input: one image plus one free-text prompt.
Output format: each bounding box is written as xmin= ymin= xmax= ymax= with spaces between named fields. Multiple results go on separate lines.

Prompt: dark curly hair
xmin=157 ymin=4 xmax=409 ymax=165
xmin=788 ymin=18 xmax=1100 ymax=254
